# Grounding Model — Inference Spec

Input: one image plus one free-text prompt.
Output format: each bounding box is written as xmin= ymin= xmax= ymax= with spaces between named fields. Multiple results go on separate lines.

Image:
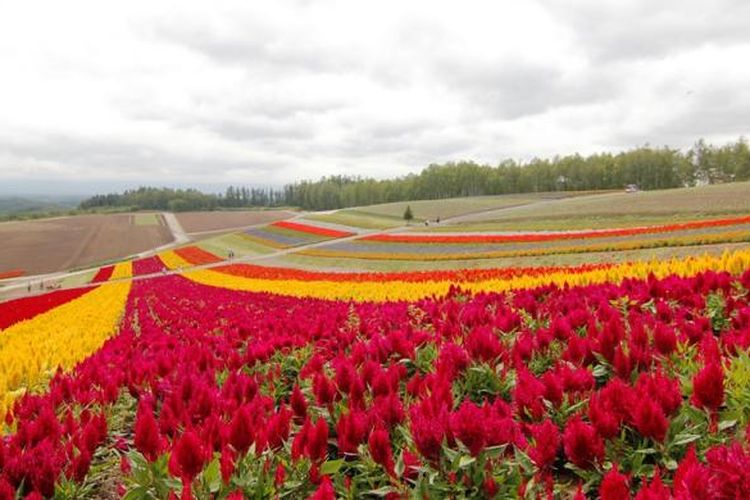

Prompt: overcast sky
xmin=1 ymin=0 xmax=749 ymax=194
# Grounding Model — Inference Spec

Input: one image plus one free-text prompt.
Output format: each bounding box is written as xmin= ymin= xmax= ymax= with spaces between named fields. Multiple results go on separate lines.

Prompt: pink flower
xmin=169 ymin=430 xmax=208 ymax=481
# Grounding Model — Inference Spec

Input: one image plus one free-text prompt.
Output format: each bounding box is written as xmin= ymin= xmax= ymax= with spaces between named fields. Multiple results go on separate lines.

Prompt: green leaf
xmin=202 ymin=457 xmax=221 ymax=492
xmin=320 ymin=459 xmax=344 ymax=475
xmin=367 ymin=486 xmax=397 ymax=496
xmin=719 ymin=419 xmax=737 ymax=431
xmin=122 ymin=486 xmax=149 ymax=500
xmin=458 ymin=455 xmax=476 ymax=468
xmin=672 ymin=433 xmax=701 ymax=446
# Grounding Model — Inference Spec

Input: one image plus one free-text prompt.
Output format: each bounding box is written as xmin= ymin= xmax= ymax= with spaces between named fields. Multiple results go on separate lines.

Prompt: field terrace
xmin=3 ymin=212 xmax=750 ymax=498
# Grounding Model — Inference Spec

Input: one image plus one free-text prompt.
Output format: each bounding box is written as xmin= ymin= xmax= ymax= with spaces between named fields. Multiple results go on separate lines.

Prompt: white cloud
xmin=0 ymin=0 xmax=748 ymax=192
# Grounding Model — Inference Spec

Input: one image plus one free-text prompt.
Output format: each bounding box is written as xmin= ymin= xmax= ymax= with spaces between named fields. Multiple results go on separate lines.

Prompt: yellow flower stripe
xmin=159 ymin=250 xmax=193 ymax=270
xmin=299 ymin=230 xmax=750 ymax=261
xmin=173 ymin=249 xmax=750 ymax=303
xmin=110 ymin=261 xmax=133 ymax=279
xmin=0 ymin=280 xmax=131 ymax=417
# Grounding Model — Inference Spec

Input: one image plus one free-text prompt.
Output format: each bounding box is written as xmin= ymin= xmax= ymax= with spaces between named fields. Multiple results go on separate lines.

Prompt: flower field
xmin=242 ymin=221 xmax=354 ymax=250
xmin=3 ymin=237 xmax=750 ymax=497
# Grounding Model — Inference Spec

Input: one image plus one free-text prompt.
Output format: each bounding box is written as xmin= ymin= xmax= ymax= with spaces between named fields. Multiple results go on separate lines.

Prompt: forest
xmin=80 ymin=138 xmax=750 ymax=211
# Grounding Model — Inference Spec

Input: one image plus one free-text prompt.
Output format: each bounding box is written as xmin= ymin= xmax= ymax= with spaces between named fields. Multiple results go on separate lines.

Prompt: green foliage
xmin=403 ymin=205 xmax=414 ymax=222
xmin=79 ymin=137 xmax=750 ymax=212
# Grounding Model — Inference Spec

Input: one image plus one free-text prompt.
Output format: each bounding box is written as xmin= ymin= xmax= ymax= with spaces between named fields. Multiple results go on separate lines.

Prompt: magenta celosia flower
xmin=336 ymin=410 xmax=369 ymax=455
xmin=228 ymin=404 xmax=255 ymax=455
xmin=309 ymin=475 xmax=335 ymax=500
xmin=220 ymin=445 xmax=234 ymax=484
xmin=673 ymin=446 xmax=711 ymax=497
xmin=599 ymin=464 xmax=630 ymax=500
xmin=169 ymin=430 xmax=208 ymax=481
xmin=410 ymin=402 xmax=448 ymax=462
xmin=450 ymin=400 xmax=486 ymax=456
xmin=691 ymin=362 xmax=724 ymax=411
xmin=290 ymin=384 xmax=308 ymax=419
xmin=134 ymin=400 xmax=162 ymax=462
xmin=634 ymin=469 xmax=669 ymax=500
xmin=632 ymin=397 xmax=669 ymax=442
xmin=529 ymin=419 xmax=560 ymax=470
xmin=307 ymin=418 xmax=329 ymax=463
xmin=368 ymin=426 xmax=395 ymax=476
xmin=705 ymin=442 xmax=750 ymax=497
xmin=563 ymin=416 xmax=604 ymax=469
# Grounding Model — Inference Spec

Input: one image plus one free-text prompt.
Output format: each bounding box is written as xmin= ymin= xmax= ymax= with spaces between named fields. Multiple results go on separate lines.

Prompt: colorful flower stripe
xmin=0 ymin=287 xmax=95 ymax=330
xmin=132 ymin=255 xmax=166 ymax=276
xmin=159 ymin=250 xmax=193 ymax=270
xmin=174 ymin=246 xmax=224 ymax=265
xmin=110 ymin=261 xmax=133 ymax=280
xmin=176 ymin=248 xmax=750 ymax=302
xmin=0 ymin=280 xmax=131 ymax=417
xmin=301 ymin=229 xmax=750 ymax=261
xmin=211 ymin=261 xmax=615 ymax=283
xmin=90 ymin=265 xmax=115 ymax=283
xmin=271 ymin=220 xmax=354 ymax=238
xmin=365 ymin=214 xmax=750 ymax=244
xmin=0 ymin=270 xmax=24 ymax=280
xmin=5 ymin=268 xmax=750 ymax=497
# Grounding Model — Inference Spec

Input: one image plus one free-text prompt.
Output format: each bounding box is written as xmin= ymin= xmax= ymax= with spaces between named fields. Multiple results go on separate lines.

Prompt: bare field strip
xmin=176 ymin=210 xmax=296 ymax=234
xmin=0 ymin=214 xmax=172 ymax=275
xmin=348 ymin=190 xmax=608 ymax=222
xmin=438 ymin=182 xmax=750 ymax=230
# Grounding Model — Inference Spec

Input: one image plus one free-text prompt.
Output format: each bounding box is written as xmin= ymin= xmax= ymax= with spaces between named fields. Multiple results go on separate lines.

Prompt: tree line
xmin=80 ymin=138 xmax=750 ymax=212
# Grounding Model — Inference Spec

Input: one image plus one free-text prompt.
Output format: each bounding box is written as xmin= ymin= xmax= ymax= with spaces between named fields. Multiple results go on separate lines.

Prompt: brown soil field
xmin=0 ymin=214 xmax=172 ymax=275
xmin=176 ymin=210 xmax=296 ymax=234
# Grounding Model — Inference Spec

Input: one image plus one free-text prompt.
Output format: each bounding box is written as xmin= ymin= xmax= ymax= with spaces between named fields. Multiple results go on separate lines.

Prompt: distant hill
xmin=0 ymin=196 xmax=80 ymax=216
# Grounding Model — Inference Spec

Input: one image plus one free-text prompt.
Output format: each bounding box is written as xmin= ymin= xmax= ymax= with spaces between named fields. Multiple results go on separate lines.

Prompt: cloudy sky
xmin=1 ymin=0 xmax=749 ymax=194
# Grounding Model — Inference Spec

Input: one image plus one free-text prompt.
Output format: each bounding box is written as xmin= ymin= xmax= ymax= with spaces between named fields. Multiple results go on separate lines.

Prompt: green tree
xmin=403 ymin=205 xmax=414 ymax=223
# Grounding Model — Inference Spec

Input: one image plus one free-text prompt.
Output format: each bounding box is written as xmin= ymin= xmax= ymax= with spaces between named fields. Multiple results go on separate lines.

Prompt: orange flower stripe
xmin=174 ymin=246 xmax=224 ymax=265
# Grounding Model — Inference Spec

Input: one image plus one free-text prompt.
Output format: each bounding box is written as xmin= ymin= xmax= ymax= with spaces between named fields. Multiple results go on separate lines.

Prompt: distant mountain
xmin=0 ymin=196 xmax=80 ymax=215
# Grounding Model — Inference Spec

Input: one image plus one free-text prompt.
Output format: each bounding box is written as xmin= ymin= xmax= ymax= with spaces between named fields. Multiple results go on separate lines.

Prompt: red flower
xmin=410 ymin=401 xmax=448 ymax=462
xmin=528 ymin=419 xmax=560 ymax=470
xmin=368 ymin=426 xmax=395 ymax=476
xmin=290 ymin=384 xmax=308 ymax=419
xmin=634 ymin=469 xmax=669 ymax=500
xmin=691 ymin=362 xmax=724 ymax=411
xmin=652 ymin=324 xmax=677 ymax=355
xmin=599 ymin=464 xmax=630 ymax=500
xmin=632 ymin=397 xmax=669 ymax=442
xmin=705 ymin=442 xmax=750 ymax=497
xmin=308 ymin=475 xmax=335 ymax=500
xmin=450 ymin=401 xmax=486 ymax=456
xmin=170 ymin=430 xmax=208 ymax=481
xmin=275 ymin=464 xmax=285 ymax=488
xmin=134 ymin=399 xmax=162 ymax=461
xmin=563 ymin=416 xmax=604 ymax=469
xmin=228 ymin=405 xmax=255 ymax=455
xmin=220 ymin=445 xmax=235 ymax=484
xmin=673 ymin=446 xmax=711 ymax=498
xmin=307 ymin=418 xmax=329 ymax=463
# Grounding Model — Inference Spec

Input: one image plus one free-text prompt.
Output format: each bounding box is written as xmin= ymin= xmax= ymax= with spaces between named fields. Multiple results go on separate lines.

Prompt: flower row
xmin=365 ymin=214 xmax=750 ymax=244
xmin=301 ymin=229 xmax=750 ymax=261
xmin=0 ymin=279 xmax=132 ymax=418
xmin=2 ymin=267 xmax=750 ymax=497
xmin=165 ymin=248 xmax=750 ymax=302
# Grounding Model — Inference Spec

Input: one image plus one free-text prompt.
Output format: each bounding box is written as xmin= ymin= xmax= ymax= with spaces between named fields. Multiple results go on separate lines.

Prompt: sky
xmin=1 ymin=0 xmax=749 ymax=195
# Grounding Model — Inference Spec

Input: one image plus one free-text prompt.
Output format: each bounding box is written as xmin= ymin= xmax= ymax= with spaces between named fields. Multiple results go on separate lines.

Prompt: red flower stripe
xmin=132 ymin=256 xmax=166 ymax=276
xmin=0 ymin=287 xmax=95 ymax=330
xmin=362 ymin=214 xmax=750 ymax=244
xmin=0 ymin=270 xmax=24 ymax=280
xmin=174 ymin=246 xmax=224 ymax=265
xmin=271 ymin=220 xmax=354 ymax=238
xmin=91 ymin=266 xmax=115 ymax=283
xmin=211 ymin=261 xmax=614 ymax=283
